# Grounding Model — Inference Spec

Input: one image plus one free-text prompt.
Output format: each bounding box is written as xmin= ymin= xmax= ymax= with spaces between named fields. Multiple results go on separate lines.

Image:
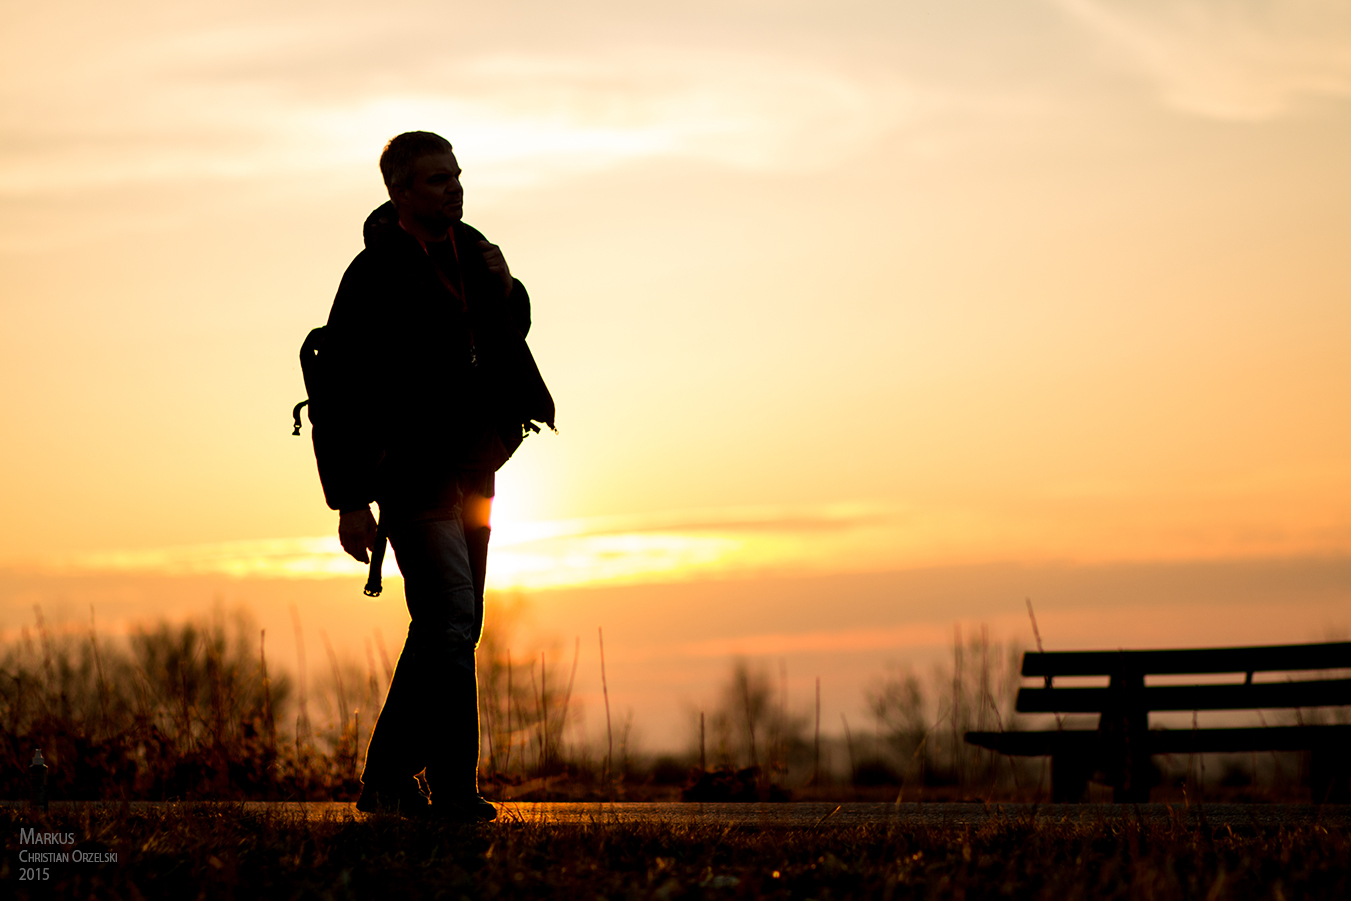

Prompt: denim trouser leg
xmin=361 ymin=510 xmax=483 ymax=800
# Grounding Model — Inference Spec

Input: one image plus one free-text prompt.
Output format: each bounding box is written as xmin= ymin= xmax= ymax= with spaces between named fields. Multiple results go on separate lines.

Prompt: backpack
xmin=290 ymin=323 xmax=555 ymax=460
xmin=290 ymin=322 xmax=553 ymax=595
xmin=292 ymin=326 xmax=392 ymax=596
xmin=291 ymin=319 xmax=554 ymax=596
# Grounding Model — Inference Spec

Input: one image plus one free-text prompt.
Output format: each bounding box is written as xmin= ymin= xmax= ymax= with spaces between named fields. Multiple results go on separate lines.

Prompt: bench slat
xmin=965 ymin=730 xmax=1095 ymax=756
xmin=1021 ymin=642 xmax=1351 ymax=677
xmin=966 ymin=725 xmax=1351 ymax=757
xmin=1016 ymin=678 xmax=1351 ymax=713
xmin=1149 ymin=725 xmax=1351 ymax=754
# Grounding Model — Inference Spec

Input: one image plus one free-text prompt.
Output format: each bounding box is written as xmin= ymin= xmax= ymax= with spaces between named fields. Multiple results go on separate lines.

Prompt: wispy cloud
xmin=29 ymin=503 xmax=891 ymax=589
xmin=60 ymin=536 xmax=368 ymax=580
xmin=21 ymin=493 xmax=1351 ymax=589
xmin=1050 ymin=0 xmax=1351 ymax=119
xmin=0 ymin=29 xmax=931 ymax=199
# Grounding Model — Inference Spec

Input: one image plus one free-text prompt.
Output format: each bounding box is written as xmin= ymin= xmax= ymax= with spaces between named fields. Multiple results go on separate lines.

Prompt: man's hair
xmin=380 ymin=131 xmax=453 ymax=189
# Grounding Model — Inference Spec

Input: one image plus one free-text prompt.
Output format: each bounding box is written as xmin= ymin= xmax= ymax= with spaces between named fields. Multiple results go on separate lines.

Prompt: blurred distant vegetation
xmin=677 ymin=628 xmax=1027 ymax=801
xmin=0 ymin=605 xmax=1335 ymax=803
xmin=0 ymin=605 xmax=356 ymax=801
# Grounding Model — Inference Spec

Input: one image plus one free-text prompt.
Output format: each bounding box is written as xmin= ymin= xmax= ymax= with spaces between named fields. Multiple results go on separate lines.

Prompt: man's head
xmin=380 ymin=131 xmax=462 ymax=238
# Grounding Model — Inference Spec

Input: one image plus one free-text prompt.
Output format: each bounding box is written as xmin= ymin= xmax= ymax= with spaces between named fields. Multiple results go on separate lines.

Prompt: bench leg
xmin=1112 ymin=777 xmax=1152 ymax=804
xmin=1310 ymin=747 xmax=1350 ymax=805
xmin=1111 ymin=755 xmax=1153 ymax=804
xmin=1051 ymin=753 xmax=1089 ymax=803
xmin=1101 ymin=700 xmax=1151 ymax=804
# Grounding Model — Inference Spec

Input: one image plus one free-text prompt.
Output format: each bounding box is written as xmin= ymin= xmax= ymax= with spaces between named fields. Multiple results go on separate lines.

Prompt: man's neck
xmin=397 ymin=214 xmax=451 ymax=243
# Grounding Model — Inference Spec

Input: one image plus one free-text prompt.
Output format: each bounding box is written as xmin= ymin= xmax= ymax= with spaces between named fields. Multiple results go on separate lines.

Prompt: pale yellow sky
xmin=2 ymin=0 xmax=1350 ymax=714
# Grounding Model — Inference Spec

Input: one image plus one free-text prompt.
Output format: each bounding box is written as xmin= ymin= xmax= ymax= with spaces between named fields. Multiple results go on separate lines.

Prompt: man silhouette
xmin=314 ymin=131 xmax=536 ymax=820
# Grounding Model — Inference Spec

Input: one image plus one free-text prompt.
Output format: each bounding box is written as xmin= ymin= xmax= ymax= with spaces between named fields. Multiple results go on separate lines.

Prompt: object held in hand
xmin=364 ymin=518 xmax=388 ymax=597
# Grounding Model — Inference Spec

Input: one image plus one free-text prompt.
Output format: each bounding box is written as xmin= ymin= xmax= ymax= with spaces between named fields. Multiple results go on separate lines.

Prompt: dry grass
xmin=0 ymin=608 xmax=359 ymax=802
xmin=4 ymin=606 xmax=1348 ymax=898
xmin=0 ymin=604 xmax=1339 ymax=805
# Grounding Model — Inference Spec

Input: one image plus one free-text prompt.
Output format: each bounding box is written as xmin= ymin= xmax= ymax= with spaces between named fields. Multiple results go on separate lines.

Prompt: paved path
xmin=9 ymin=801 xmax=1348 ymax=828
xmin=493 ymin=802 xmax=1351 ymax=829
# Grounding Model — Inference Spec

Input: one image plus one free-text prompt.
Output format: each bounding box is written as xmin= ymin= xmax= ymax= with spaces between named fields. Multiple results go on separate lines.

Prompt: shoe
xmin=355 ymin=782 xmax=430 ymax=817
xmin=430 ymin=794 xmax=497 ymax=823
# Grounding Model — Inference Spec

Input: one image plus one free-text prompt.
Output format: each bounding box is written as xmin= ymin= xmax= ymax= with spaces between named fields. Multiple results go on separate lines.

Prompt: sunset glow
xmin=3 ymin=0 xmax=1350 ymax=749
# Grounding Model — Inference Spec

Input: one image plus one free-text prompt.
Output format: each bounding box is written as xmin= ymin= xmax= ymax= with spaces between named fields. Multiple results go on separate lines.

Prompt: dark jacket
xmin=313 ymin=202 xmax=533 ymax=514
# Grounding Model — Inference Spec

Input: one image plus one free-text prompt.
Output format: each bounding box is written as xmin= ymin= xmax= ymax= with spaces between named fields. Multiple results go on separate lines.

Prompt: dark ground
xmin=4 ymin=802 xmax=1350 ymax=900
xmin=8 ymin=799 xmax=1351 ymax=827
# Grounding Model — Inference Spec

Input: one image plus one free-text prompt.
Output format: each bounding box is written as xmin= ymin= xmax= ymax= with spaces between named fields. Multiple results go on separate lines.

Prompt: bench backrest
xmin=1022 ymin=642 xmax=1351 ymax=679
xmin=1015 ymin=641 xmax=1351 ymax=715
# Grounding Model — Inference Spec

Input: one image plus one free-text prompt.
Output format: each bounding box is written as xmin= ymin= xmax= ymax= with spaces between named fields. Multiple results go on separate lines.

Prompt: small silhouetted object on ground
xmin=30 ymin=748 xmax=48 ymax=811
xmin=681 ymin=765 xmax=792 ymax=802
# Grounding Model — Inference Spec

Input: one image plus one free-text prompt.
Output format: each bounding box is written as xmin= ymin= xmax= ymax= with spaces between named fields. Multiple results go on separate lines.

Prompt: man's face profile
xmin=392 ymin=150 xmax=463 ymax=235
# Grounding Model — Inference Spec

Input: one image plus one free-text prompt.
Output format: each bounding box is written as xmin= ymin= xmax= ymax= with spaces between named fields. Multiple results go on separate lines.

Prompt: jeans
xmin=360 ymin=504 xmax=489 ymax=799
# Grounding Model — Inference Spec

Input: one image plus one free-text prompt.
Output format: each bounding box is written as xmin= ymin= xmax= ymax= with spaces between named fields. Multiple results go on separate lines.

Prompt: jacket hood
xmin=362 ymin=201 xmax=402 ymax=250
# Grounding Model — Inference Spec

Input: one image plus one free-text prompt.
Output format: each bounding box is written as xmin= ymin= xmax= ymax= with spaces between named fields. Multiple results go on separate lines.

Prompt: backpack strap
xmin=291 ymin=326 xmax=328 ymax=436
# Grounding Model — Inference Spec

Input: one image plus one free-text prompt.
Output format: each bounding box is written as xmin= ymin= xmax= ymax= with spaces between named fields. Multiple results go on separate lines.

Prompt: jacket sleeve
xmin=506 ymin=278 xmax=531 ymax=338
xmin=312 ymin=254 xmax=387 ymax=511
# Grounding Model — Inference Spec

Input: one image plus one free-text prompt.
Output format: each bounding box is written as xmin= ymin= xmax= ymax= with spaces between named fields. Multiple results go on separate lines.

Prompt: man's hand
xmin=339 ymin=508 xmax=378 ymax=564
xmin=478 ymin=240 xmax=512 ymax=298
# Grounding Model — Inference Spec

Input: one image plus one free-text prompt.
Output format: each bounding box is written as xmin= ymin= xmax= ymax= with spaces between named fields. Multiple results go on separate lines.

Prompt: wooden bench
xmin=965 ymin=641 xmax=1351 ymax=803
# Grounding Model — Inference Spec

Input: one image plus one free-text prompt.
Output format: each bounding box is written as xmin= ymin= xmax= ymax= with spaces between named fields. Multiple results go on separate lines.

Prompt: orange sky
xmin=2 ymin=0 xmax=1350 ymax=748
